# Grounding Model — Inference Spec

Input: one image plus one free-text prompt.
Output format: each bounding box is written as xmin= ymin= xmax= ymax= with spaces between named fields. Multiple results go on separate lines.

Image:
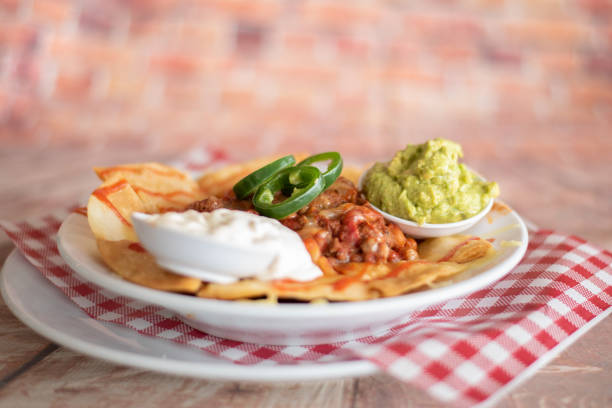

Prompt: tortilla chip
xmin=87 ymin=163 xmax=206 ymax=242
xmin=196 ymin=235 xmax=493 ymax=302
xmin=195 ymin=260 xmax=467 ymax=302
xmin=95 ymin=163 xmax=204 ymax=212
xmin=419 ymin=235 xmax=493 ymax=263
xmin=339 ymin=166 xmax=365 ymax=185
xmin=87 ymin=179 xmax=145 ymax=242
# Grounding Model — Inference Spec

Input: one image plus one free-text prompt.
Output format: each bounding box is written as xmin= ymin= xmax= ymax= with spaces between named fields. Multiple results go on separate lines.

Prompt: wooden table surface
xmin=1 ymin=137 xmax=611 ymax=407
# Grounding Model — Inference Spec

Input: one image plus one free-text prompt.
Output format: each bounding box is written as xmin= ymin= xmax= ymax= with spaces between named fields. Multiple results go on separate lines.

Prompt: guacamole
xmin=363 ymin=139 xmax=499 ymax=224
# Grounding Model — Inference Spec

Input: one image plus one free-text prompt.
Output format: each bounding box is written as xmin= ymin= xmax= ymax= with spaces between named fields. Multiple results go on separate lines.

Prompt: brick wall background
xmin=0 ymin=0 xmax=610 ymax=159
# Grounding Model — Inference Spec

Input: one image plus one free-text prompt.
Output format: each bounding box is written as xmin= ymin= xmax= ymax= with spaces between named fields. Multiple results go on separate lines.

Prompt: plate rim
xmin=0 ymin=250 xmax=379 ymax=382
xmin=57 ymin=209 xmax=529 ymax=318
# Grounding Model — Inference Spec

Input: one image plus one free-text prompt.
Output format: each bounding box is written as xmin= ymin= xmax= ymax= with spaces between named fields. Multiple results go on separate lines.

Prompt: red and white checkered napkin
xmin=3 ymin=214 xmax=611 ymax=407
xmin=1 ymin=148 xmax=611 ymax=408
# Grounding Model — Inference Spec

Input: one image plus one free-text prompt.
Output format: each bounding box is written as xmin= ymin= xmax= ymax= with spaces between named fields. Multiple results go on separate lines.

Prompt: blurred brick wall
xmin=0 ymin=0 xmax=610 ymax=158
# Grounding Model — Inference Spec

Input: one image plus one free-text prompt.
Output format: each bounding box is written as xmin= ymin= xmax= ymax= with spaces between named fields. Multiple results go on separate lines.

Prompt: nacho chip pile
xmin=86 ymin=157 xmax=494 ymax=302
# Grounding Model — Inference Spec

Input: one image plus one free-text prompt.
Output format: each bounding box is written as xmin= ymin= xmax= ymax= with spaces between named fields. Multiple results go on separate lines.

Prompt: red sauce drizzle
xmin=438 ymin=237 xmax=480 ymax=262
xmin=72 ymin=206 xmax=88 ymax=216
xmin=128 ymin=243 xmax=146 ymax=253
xmin=491 ymin=202 xmax=511 ymax=214
xmin=92 ymin=179 xmax=132 ymax=227
xmin=98 ymin=166 xmax=187 ymax=180
xmin=132 ymin=186 xmax=194 ymax=204
xmin=272 ymin=279 xmax=310 ymax=292
xmin=333 ymin=275 xmax=362 ymax=291
xmin=385 ymin=260 xmax=430 ymax=278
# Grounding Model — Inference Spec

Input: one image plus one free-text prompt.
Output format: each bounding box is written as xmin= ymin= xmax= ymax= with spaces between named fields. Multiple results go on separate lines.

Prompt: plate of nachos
xmin=57 ymin=147 xmax=528 ymax=345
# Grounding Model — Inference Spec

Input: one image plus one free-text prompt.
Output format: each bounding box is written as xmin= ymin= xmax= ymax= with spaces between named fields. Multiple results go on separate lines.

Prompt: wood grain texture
xmin=0 ymin=296 xmax=51 ymax=381
xmin=0 ymin=348 xmax=357 ymax=408
xmin=0 ymin=138 xmax=610 ymax=407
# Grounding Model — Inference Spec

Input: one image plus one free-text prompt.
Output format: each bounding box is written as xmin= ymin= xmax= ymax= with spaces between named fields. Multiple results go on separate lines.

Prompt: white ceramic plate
xmin=0 ymin=250 xmax=378 ymax=381
xmin=56 ymin=205 xmax=528 ymax=345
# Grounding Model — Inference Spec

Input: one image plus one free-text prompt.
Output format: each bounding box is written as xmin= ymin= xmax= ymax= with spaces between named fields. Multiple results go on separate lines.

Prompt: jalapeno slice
xmin=296 ymin=152 xmax=343 ymax=188
xmin=252 ymin=165 xmax=325 ymax=219
xmin=233 ymin=155 xmax=296 ymax=199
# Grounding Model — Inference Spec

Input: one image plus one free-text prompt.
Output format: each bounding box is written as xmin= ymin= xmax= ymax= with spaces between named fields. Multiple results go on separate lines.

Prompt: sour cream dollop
xmin=131 ymin=209 xmax=322 ymax=284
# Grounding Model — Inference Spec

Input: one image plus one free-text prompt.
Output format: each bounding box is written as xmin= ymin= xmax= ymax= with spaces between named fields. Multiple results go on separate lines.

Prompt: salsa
xmin=362 ymin=139 xmax=499 ymax=224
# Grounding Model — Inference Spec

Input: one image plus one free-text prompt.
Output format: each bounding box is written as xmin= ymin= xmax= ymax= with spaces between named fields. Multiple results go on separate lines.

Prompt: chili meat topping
xmin=187 ymin=176 xmax=418 ymax=266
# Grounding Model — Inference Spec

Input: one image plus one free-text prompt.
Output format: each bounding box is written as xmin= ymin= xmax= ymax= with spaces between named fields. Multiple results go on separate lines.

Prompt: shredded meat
xmin=302 ymin=177 xmax=366 ymax=212
xmin=283 ymin=202 xmax=417 ymax=264
xmin=187 ymin=176 xmax=418 ymax=265
xmin=281 ymin=177 xmax=365 ymax=231
xmin=280 ymin=177 xmax=417 ymax=264
xmin=187 ymin=195 xmax=254 ymax=212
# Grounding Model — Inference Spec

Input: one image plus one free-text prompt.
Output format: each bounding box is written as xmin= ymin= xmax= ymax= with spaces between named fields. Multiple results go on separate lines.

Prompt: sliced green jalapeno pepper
xmin=233 ymin=155 xmax=296 ymax=199
xmin=296 ymin=152 xmax=343 ymax=188
xmin=252 ymin=165 xmax=325 ymax=219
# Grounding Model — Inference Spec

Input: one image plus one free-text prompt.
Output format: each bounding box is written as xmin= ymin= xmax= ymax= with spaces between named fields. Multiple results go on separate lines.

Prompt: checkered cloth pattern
xmin=1 ymin=147 xmax=611 ymax=408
